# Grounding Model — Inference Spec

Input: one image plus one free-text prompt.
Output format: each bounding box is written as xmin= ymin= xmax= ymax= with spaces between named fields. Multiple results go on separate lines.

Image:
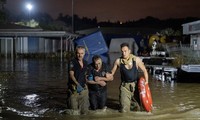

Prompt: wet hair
xmin=120 ymin=42 xmax=130 ymax=48
xmin=92 ymin=55 xmax=102 ymax=63
xmin=75 ymin=45 xmax=85 ymax=53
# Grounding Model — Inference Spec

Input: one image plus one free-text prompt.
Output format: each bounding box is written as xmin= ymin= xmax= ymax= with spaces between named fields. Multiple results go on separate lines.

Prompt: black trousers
xmin=89 ymin=89 xmax=107 ymax=110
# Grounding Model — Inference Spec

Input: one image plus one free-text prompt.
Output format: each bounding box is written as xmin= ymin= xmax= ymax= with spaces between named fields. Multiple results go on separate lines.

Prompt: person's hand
xmin=106 ymin=73 xmax=113 ymax=80
xmin=94 ymin=76 xmax=101 ymax=82
xmin=145 ymin=80 xmax=148 ymax=85
xmin=77 ymin=85 xmax=84 ymax=93
xmin=97 ymin=81 xmax=106 ymax=87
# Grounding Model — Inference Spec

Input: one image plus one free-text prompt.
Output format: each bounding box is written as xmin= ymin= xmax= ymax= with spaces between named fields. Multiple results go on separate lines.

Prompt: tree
xmin=0 ymin=10 xmax=6 ymax=23
xmin=0 ymin=0 xmax=6 ymax=10
xmin=0 ymin=0 xmax=6 ymax=22
xmin=160 ymin=28 xmax=182 ymax=36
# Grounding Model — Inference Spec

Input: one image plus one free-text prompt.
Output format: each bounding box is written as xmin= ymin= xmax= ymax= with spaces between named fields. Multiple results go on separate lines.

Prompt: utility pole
xmin=72 ymin=0 xmax=74 ymax=33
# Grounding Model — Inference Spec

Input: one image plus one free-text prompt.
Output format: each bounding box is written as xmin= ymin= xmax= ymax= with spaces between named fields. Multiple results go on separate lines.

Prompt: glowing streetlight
xmin=26 ymin=3 xmax=33 ymax=11
xmin=26 ymin=3 xmax=33 ymax=20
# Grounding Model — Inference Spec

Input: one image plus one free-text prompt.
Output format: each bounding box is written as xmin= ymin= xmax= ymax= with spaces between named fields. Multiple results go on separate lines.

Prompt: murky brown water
xmin=1 ymin=54 xmax=200 ymax=120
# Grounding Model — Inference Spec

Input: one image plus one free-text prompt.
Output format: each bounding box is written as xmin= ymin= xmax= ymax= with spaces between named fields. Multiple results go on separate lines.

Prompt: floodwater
xmin=1 ymin=53 xmax=200 ymax=120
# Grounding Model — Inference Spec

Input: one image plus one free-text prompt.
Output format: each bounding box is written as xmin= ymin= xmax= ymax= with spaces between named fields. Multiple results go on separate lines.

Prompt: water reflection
xmin=0 ymin=54 xmax=200 ymax=119
xmin=24 ymin=94 xmax=40 ymax=107
xmin=0 ymin=83 xmax=4 ymax=115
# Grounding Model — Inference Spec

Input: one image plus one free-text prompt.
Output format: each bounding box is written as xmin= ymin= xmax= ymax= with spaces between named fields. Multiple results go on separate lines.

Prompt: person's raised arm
xmin=111 ymin=58 xmax=120 ymax=76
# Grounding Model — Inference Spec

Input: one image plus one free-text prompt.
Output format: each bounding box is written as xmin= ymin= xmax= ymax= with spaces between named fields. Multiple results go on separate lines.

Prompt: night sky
xmin=5 ymin=0 xmax=200 ymax=22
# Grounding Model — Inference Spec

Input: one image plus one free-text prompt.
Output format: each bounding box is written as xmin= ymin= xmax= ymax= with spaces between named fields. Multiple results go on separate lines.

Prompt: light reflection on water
xmin=23 ymin=94 xmax=40 ymax=107
xmin=1 ymin=54 xmax=200 ymax=119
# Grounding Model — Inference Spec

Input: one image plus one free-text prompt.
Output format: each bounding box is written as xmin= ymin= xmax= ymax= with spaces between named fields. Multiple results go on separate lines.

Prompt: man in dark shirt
xmin=67 ymin=46 xmax=89 ymax=115
xmin=86 ymin=55 xmax=113 ymax=110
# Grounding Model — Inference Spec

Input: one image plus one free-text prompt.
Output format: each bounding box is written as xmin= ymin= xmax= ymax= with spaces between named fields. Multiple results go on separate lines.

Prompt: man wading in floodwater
xmin=67 ymin=46 xmax=89 ymax=115
xmin=111 ymin=43 xmax=149 ymax=112
xmin=86 ymin=55 xmax=113 ymax=111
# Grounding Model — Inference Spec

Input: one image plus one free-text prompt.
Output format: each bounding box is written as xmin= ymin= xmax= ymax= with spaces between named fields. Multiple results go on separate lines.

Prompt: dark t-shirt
xmin=87 ymin=62 xmax=110 ymax=92
xmin=68 ymin=58 xmax=88 ymax=88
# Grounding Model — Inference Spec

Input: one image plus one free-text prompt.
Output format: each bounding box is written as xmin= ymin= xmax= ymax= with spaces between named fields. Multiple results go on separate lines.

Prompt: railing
xmin=164 ymin=43 xmax=181 ymax=53
xmin=165 ymin=43 xmax=200 ymax=64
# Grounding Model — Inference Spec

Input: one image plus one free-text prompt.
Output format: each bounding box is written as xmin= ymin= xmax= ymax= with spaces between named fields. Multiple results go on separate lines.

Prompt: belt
xmin=121 ymin=82 xmax=135 ymax=86
xmin=121 ymin=82 xmax=135 ymax=92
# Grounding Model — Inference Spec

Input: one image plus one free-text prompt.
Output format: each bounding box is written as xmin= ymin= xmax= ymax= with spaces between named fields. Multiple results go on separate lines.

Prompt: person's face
xmin=121 ymin=46 xmax=131 ymax=59
xmin=94 ymin=59 xmax=102 ymax=70
xmin=76 ymin=48 xmax=85 ymax=61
